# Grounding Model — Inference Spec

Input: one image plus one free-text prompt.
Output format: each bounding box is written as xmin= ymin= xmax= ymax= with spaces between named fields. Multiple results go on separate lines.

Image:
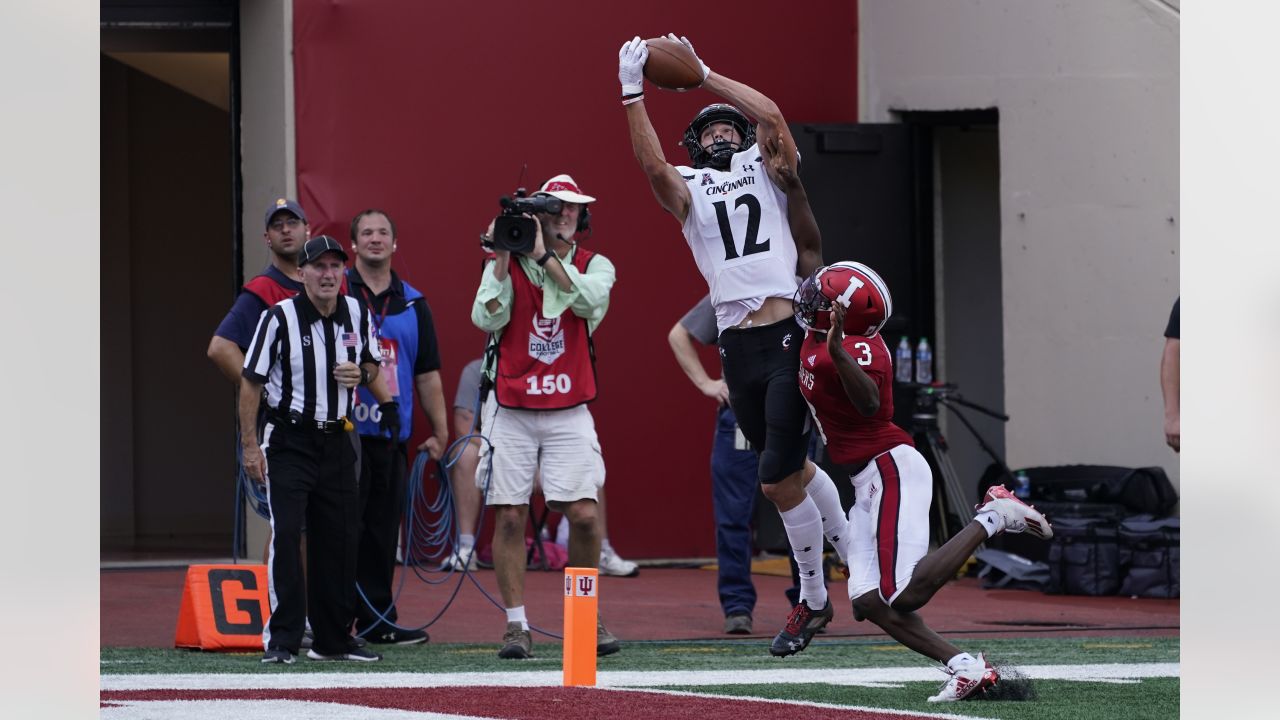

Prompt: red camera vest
xmin=494 ymin=249 xmax=598 ymax=410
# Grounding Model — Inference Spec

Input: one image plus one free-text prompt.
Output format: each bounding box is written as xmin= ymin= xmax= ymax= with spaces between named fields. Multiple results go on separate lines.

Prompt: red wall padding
xmin=292 ymin=0 xmax=859 ymax=558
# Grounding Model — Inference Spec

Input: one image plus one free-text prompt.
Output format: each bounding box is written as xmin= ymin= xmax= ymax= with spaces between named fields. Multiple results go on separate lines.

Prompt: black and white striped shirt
xmin=242 ymin=293 xmax=381 ymax=422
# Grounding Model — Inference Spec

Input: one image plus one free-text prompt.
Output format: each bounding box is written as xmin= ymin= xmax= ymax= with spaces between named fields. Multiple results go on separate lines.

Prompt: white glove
xmin=668 ymin=33 xmax=710 ymax=81
xmin=618 ymin=36 xmax=648 ymax=95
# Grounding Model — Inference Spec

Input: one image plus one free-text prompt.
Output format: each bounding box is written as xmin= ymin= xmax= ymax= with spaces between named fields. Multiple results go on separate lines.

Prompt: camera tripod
xmin=905 ymin=383 xmax=1013 ymax=547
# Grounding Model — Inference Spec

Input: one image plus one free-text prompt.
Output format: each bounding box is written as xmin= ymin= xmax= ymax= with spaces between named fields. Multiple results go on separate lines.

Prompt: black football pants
xmin=718 ymin=316 xmax=812 ymax=484
xmin=262 ymin=422 xmax=360 ymax=656
xmin=354 ymin=436 xmax=407 ymax=635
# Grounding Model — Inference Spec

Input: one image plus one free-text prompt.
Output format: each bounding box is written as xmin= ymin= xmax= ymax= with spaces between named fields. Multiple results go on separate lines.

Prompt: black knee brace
xmin=758 ymin=445 xmax=805 ymax=485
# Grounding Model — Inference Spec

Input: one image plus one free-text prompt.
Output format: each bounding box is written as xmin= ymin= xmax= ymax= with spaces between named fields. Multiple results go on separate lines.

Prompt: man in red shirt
xmin=794 ymin=261 xmax=1054 ymax=703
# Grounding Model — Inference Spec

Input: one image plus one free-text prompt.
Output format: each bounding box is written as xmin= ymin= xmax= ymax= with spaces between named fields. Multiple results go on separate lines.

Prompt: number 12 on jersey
xmin=526 ymin=374 xmax=572 ymax=395
xmin=713 ymin=194 xmax=770 ymax=260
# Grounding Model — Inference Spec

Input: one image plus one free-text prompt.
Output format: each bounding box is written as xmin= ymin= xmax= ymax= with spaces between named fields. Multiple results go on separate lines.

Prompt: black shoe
xmin=307 ymin=644 xmax=382 ymax=662
xmin=369 ymin=628 xmax=429 ymax=645
xmin=260 ymin=648 xmax=295 ymax=664
xmin=769 ymin=599 xmax=833 ymax=657
xmin=723 ymin=613 xmax=753 ymax=635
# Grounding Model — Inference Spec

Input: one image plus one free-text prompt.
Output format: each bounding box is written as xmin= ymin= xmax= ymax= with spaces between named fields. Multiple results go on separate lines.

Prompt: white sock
xmin=779 ymin=497 xmax=828 ymax=608
xmin=947 ymin=651 xmax=978 ymax=670
xmin=975 ymin=509 xmax=1003 ymax=537
xmin=506 ymin=606 xmax=529 ymax=631
xmin=556 ymin=515 xmax=570 ymax=548
xmin=805 ymin=464 xmax=850 ymax=563
xmin=458 ymin=534 xmax=475 ymax=550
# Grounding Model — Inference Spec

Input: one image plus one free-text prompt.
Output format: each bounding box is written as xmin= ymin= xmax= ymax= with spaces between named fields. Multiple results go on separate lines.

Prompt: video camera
xmin=486 ymin=188 xmax=563 ymax=255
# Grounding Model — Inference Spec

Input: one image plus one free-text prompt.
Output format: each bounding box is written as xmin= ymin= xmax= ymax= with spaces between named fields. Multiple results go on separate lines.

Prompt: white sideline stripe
xmin=101 ymin=662 xmax=1179 ymax=691
xmin=100 ymin=699 xmax=500 ymax=720
xmin=613 ymin=687 xmax=976 ymax=720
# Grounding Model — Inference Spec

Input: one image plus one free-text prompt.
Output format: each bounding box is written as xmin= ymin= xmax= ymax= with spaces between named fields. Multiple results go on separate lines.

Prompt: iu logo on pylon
xmin=576 ymin=576 xmax=596 ymax=597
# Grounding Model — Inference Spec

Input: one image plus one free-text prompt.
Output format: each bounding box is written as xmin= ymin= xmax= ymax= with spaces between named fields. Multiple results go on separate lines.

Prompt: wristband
xmin=536 ymin=250 xmax=556 ymax=266
xmin=622 ymin=94 xmax=644 ymax=107
xmin=359 ymin=366 xmax=370 ymax=385
xmin=621 ymin=91 xmax=643 ymax=99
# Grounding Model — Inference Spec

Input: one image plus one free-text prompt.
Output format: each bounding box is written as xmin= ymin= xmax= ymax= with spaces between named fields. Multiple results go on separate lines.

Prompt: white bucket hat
xmin=536 ymin=174 xmax=596 ymax=203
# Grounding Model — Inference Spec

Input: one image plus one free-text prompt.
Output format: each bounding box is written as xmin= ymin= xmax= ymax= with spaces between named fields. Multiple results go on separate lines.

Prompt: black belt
xmin=268 ymin=409 xmax=348 ymax=434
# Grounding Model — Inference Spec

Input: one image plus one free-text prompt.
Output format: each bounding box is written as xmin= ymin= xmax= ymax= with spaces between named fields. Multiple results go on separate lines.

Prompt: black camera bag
xmin=1046 ymin=516 xmax=1122 ymax=596
xmin=1118 ymin=516 xmax=1180 ymax=598
xmin=1017 ymin=465 xmax=1177 ymax=516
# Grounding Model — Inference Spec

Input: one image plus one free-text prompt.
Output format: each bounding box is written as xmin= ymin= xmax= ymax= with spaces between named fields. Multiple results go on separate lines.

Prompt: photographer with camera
xmin=470 ymin=174 xmax=622 ymax=660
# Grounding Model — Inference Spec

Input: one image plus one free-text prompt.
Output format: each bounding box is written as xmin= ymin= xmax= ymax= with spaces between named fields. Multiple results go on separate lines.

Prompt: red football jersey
xmin=798 ymin=331 xmax=913 ymax=466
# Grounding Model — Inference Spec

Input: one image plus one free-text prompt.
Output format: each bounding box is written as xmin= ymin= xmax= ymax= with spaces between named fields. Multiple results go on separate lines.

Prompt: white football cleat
xmin=977 ymin=485 xmax=1053 ymax=539
xmin=928 ymin=653 xmax=999 ymax=702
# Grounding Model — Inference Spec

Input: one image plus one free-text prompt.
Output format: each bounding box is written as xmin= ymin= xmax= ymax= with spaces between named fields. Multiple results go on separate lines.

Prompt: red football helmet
xmin=793 ymin=261 xmax=893 ymax=336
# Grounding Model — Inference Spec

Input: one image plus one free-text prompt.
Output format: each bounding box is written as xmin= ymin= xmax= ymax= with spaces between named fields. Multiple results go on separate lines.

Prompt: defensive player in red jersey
xmin=793 ymin=262 xmax=1054 ymax=703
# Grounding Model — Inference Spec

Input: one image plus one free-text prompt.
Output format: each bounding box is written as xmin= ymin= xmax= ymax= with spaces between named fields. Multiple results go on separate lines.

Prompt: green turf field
xmin=101 ymin=635 xmax=1178 ymax=675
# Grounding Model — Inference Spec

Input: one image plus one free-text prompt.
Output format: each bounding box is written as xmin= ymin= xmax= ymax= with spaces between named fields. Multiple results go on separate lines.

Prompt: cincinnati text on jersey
xmin=703 ymin=175 xmax=756 ymax=196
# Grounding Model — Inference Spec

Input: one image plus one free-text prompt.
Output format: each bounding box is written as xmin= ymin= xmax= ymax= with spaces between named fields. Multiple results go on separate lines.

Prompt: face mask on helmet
xmin=792 ymin=262 xmax=893 ymax=337
xmin=681 ymin=104 xmax=756 ymax=170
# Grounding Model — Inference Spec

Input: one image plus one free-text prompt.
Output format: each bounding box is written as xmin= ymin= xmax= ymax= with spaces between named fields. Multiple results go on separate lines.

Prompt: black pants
xmin=262 ymin=422 xmax=360 ymax=655
xmin=718 ymin=316 xmax=811 ymax=484
xmin=354 ymin=436 xmax=407 ymax=635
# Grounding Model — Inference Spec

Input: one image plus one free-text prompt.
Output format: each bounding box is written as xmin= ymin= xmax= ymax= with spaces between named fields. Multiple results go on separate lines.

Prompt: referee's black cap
xmin=264 ymin=198 xmax=308 ymax=228
xmin=299 ymin=235 xmax=348 ymax=266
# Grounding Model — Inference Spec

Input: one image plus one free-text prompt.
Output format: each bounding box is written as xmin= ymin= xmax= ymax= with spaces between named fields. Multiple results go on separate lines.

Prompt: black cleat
xmin=769 ymin=599 xmax=833 ymax=657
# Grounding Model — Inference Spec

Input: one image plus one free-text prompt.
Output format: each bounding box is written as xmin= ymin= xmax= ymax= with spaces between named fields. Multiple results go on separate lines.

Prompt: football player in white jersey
xmin=619 ymin=33 xmax=850 ymax=656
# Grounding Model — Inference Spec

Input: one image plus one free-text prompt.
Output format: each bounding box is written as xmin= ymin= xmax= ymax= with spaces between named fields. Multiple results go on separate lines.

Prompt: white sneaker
xmin=977 ymin=485 xmax=1053 ymax=539
xmin=444 ymin=546 xmax=478 ymax=571
xmin=599 ymin=545 xmax=639 ymax=577
xmin=928 ymin=653 xmax=999 ymax=702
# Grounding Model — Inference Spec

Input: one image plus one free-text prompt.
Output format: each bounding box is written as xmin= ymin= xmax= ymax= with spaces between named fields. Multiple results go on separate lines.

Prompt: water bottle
xmin=914 ymin=337 xmax=933 ymax=385
xmin=1013 ymin=470 xmax=1032 ymax=500
xmin=895 ymin=336 xmax=913 ymax=383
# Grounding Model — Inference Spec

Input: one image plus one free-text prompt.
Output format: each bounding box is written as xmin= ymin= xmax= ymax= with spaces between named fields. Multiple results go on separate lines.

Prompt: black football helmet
xmin=681 ymin=103 xmax=756 ymax=170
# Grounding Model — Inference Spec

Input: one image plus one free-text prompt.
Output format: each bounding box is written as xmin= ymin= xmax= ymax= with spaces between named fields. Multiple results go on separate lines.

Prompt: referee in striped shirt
xmin=240 ymin=235 xmax=397 ymax=664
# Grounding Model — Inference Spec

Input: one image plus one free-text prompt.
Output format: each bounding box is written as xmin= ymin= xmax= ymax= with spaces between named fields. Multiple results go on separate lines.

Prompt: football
xmin=643 ymin=37 xmax=704 ymax=91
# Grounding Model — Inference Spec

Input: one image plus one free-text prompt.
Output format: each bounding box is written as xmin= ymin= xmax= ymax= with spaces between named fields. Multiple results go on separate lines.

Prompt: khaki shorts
xmin=475 ymin=395 xmax=605 ymax=506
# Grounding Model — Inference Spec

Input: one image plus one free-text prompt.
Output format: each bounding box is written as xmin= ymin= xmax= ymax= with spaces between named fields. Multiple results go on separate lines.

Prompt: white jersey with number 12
xmin=678 ymin=143 xmax=799 ymax=332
